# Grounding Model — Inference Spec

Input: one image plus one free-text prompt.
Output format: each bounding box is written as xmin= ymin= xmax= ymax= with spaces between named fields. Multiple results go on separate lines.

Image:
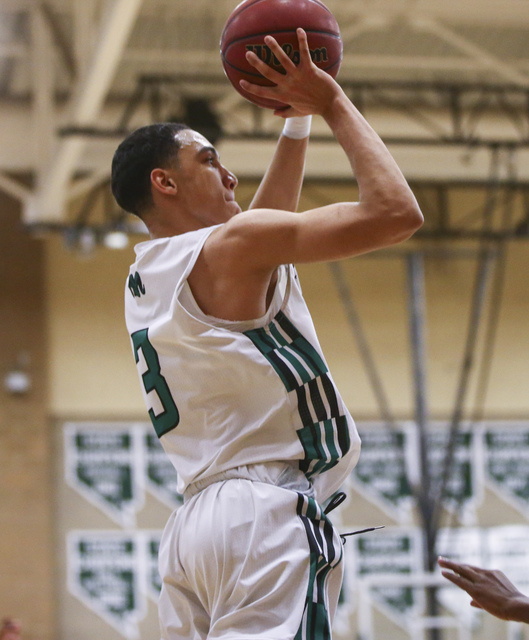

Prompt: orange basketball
xmin=220 ymin=0 xmax=342 ymax=110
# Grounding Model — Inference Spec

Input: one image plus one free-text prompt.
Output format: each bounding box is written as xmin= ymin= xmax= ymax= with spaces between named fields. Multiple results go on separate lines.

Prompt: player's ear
xmin=151 ymin=168 xmax=177 ymax=197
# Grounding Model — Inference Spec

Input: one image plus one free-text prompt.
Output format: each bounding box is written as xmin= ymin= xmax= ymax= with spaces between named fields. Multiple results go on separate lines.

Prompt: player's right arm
xmin=216 ymin=29 xmax=423 ymax=265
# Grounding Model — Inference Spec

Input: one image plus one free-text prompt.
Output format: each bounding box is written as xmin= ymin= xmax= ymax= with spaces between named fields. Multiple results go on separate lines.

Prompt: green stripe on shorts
xmin=295 ymin=493 xmax=342 ymax=640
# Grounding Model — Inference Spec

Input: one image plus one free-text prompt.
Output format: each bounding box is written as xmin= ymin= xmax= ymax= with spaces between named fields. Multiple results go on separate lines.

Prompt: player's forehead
xmin=175 ymin=129 xmax=214 ymax=157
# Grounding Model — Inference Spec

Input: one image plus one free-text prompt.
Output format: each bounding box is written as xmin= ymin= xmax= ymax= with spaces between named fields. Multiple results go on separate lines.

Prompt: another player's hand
xmin=438 ymin=557 xmax=529 ymax=623
xmin=240 ymin=28 xmax=341 ymax=118
xmin=0 ymin=619 xmax=22 ymax=640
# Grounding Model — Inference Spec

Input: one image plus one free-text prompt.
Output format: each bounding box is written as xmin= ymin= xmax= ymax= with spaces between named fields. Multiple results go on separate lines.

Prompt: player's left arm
xmin=248 ymin=119 xmax=310 ymax=213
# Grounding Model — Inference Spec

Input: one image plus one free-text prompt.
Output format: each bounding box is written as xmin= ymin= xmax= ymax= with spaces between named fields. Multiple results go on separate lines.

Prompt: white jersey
xmin=125 ymin=226 xmax=360 ymax=503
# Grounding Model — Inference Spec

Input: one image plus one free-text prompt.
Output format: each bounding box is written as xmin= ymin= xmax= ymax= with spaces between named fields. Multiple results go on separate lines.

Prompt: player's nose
xmin=222 ymin=166 xmax=238 ymax=190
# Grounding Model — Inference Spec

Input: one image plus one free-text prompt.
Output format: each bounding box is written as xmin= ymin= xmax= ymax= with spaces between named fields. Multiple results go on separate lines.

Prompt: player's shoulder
xmin=209 ymin=208 xmax=299 ymax=244
xmin=134 ymin=227 xmax=216 ymax=264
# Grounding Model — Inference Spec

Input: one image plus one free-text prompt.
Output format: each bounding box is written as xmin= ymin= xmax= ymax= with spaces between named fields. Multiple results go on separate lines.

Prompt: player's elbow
xmin=397 ymin=201 xmax=424 ymax=239
xmin=383 ymin=196 xmax=424 ymax=244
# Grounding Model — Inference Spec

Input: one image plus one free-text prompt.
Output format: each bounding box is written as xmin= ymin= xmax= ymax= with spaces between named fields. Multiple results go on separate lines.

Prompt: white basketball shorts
xmin=158 ymin=463 xmax=344 ymax=640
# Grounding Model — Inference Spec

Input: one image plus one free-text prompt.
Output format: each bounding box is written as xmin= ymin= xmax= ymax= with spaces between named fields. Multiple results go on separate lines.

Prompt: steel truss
xmin=61 ymin=75 xmax=529 ymax=149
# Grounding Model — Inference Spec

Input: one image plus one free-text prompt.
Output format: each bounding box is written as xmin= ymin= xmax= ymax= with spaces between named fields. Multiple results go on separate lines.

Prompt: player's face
xmin=172 ymin=129 xmax=241 ymax=226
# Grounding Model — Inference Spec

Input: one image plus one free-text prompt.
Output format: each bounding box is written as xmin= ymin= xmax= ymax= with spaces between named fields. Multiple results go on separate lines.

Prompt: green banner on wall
xmin=485 ymin=425 xmax=529 ymax=514
xmin=353 ymin=528 xmax=423 ymax=622
xmin=144 ymin=531 xmax=163 ymax=602
xmin=425 ymin=428 xmax=480 ymax=523
xmin=144 ymin=432 xmax=183 ymax=508
xmin=64 ymin=423 xmax=144 ymax=527
xmin=351 ymin=426 xmax=414 ymax=521
xmin=68 ymin=532 xmax=145 ymax=639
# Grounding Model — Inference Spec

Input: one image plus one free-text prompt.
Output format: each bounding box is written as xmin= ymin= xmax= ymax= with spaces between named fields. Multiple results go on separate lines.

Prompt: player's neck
xmin=145 ymin=206 xmax=205 ymax=239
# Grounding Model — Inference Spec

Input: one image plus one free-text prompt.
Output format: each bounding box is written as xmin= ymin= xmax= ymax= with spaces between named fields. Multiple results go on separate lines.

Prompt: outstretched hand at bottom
xmin=0 ymin=619 xmax=22 ymax=640
xmin=438 ymin=556 xmax=529 ymax=623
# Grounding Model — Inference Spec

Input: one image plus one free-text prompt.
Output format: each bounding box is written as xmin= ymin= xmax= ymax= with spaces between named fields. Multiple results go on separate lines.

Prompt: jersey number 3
xmin=131 ymin=328 xmax=180 ymax=437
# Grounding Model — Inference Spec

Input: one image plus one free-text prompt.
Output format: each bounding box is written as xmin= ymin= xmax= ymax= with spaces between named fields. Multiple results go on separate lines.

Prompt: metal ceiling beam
xmin=74 ymin=0 xmax=96 ymax=80
xmin=24 ymin=0 xmax=144 ymax=223
xmin=411 ymin=17 xmax=529 ymax=89
xmin=329 ymin=261 xmax=397 ymax=430
xmin=0 ymin=43 xmax=26 ymax=58
xmin=40 ymin=2 xmax=76 ymax=81
xmin=339 ymin=14 xmax=390 ymax=46
xmin=5 ymin=44 xmax=527 ymax=78
xmin=83 ymin=75 xmax=529 ymax=148
xmin=0 ymin=173 xmax=30 ymax=203
xmin=31 ymin=2 xmax=54 ymax=185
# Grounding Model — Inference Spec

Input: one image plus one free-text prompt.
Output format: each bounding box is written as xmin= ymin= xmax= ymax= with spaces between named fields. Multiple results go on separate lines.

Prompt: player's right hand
xmin=240 ymin=28 xmax=342 ymax=118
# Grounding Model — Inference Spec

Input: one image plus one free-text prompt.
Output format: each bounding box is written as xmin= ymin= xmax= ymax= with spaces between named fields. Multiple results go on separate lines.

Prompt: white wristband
xmin=282 ymin=115 xmax=312 ymax=140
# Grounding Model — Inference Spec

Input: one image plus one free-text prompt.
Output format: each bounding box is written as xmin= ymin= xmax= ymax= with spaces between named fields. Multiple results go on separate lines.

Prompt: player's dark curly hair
xmin=111 ymin=122 xmax=190 ymax=217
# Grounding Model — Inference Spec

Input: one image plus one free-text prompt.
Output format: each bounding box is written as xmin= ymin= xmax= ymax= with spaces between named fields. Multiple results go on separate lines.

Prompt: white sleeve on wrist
xmin=282 ymin=115 xmax=312 ymax=140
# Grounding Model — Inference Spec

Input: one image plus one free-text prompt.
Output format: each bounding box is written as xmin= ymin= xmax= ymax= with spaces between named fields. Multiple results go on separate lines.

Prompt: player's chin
xmin=227 ymin=200 xmax=243 ymax=216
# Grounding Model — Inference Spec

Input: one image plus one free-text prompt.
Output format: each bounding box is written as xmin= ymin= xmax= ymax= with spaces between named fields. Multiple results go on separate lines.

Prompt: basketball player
xmin=113 ymin=29 xmax=423 ymax=640
xmin=438 ymin=557 xmax=529 ymax=623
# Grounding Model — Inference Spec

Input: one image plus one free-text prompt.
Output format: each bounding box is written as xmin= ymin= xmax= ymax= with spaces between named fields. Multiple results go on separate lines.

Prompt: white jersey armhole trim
xmin=178 ymin=264 xmax=292 ymax=332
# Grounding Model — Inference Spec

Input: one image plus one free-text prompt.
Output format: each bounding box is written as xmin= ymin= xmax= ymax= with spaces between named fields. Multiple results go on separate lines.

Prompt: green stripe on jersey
xmin=298 ymin=418 xmax=345 ymax=478
xmin=244 ymin=310 xmax=351 ymax=479
xmin=276 ymin=312 xmax=328 ymax=376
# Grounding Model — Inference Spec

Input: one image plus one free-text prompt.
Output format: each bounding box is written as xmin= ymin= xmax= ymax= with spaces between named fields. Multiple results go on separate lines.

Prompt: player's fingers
xmin=438 ymin=558 xmax=475 ymax=581
xmin=455 ymin=565 xmax=480 ymax=582
xmin=437 ymin=557 xmax=460 ymax=570
xmin=438 ymin=557 xmax=450 ymax=570
xmin=438 ymin=559 xmax=467 ymax=579
xmin=470 ymin=601 xmax=484 ymax=609
xmin=239 ymin=78 xmax=278 ymax=99
xmin=297 ymin=28 xmax=312 ymax=64
xmin=264 ymin=36 xmax=297 ymax=72
xmin=440 ymin=569 xmax=472 ymax=590
xmin=245 ymin=51 xmax=285 ymax=83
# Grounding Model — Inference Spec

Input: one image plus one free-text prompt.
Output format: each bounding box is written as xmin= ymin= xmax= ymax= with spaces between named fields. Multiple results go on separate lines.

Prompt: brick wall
xmin=0 ymin=194 xmax=55 ymax=640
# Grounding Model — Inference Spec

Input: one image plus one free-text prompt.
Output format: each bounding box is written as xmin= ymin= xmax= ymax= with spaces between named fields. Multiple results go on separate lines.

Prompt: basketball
xmin=220 ymin=0 xmax=342 ymax=110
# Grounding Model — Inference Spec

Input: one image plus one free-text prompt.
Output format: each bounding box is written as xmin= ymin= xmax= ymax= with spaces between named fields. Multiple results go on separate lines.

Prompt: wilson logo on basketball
xmin=245 ymin=43 xmax=329 ymax=67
